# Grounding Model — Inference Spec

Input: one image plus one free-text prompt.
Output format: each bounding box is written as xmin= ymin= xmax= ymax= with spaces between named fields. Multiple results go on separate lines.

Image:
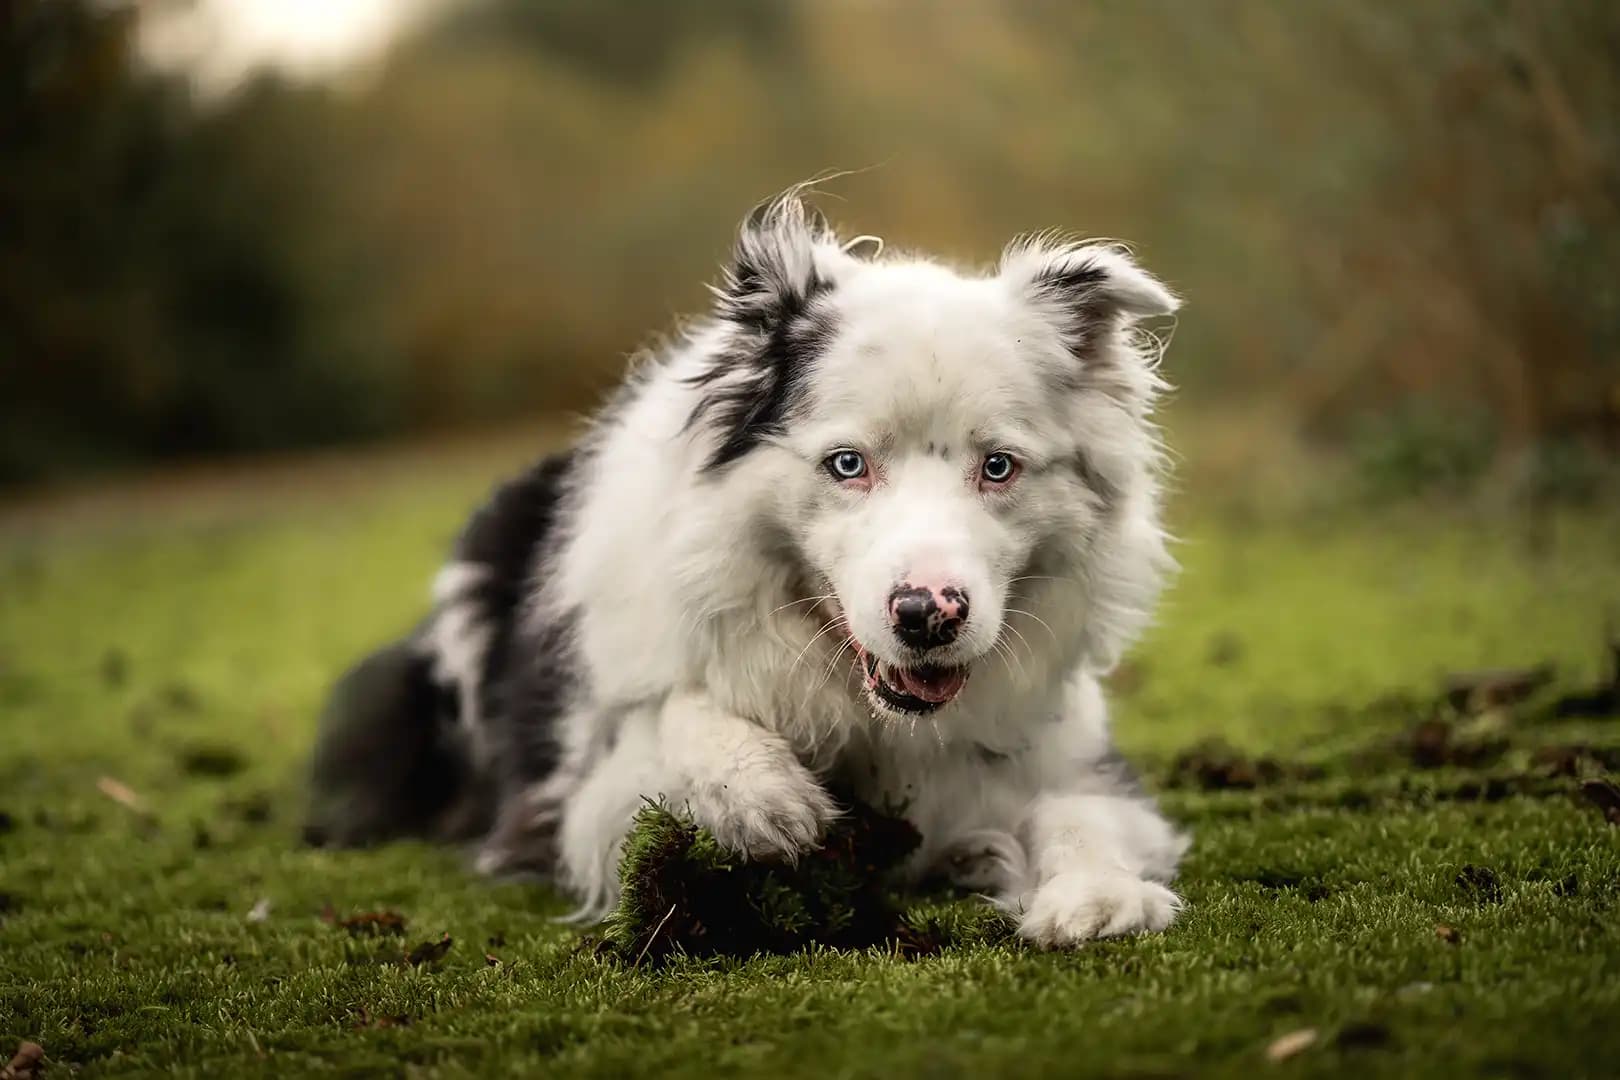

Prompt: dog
xmin=307 ymin=192 xmax=1189 ymax=946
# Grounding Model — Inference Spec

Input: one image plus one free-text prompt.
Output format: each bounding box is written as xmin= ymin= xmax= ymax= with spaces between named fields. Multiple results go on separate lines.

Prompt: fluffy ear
xmin=1002 ymin=237 xmax=1179 ymax=334
xmin=712 ymin=192 xmax=843 ymax=330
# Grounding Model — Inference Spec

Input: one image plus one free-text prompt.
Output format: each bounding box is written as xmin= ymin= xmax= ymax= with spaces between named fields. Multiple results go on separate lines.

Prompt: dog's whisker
xmin=994 ymin=636 xmax=1028 ymax=687
xmin=814 ymin=634 xmax=858 ymax=695
xmin=1001 ymin=620 xmax=1036 ymax=663
xmin=786 ymin=615 xmax=849 ymax=682
xmin=766 ymin=594 xmax=837 ymax=619
xmin=992 ymin=635 xmax=1027 ymax=684
xmin=1004 ymin=607 xmax=1058 ymax=643
xmin=1006 ymin=575 xmax=1076 ymax=586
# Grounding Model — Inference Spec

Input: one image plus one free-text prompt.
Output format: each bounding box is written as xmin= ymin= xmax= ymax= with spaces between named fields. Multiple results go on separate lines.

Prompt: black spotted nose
xmin=887 ymin=583 xmax=969 ymax=651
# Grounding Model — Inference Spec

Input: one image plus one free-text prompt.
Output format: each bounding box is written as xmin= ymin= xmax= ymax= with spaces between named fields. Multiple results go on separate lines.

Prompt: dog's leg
xmin=659 ymin=690 xmax=838 ymax=861
xmin=554 ymin=707 xmax=663 ymax=920
xmin=1009 ymin=791 xmax=1188 ymax=947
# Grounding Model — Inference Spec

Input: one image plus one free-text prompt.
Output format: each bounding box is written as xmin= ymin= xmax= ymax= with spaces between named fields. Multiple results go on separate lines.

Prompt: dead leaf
xmin=96 ymin=776 xmax=158 ymax=834
xmin=1456 ymin=864 xmax=1503 ymax=904
xmin=1435 ymin=924 xmax=1461 ymax=944
xmin=1265 ymin=1028 xmax=1318 ymax=1063
xmin=96 ymin=776 xmax=149 ymax=815
xmin=405 ymin=933 xmax=453 ymax=967
xmin=2 ymin=1040 xmax=44 ymax=1080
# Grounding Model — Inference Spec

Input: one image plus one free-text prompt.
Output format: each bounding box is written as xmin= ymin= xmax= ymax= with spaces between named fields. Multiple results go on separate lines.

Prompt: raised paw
xmin=1016 ymin=869 xmax=1182 ymax=947
xmin=684 ymin=766 xmax=838 ymax=862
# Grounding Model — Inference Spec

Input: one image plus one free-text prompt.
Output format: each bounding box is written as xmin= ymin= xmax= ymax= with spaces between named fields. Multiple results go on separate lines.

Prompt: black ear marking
xmin=1003 ymin=238 xmax=1178 ymax=354
xmin=713 ymin=193 xmax=837 ymax=331
xmin=1030 ymin=262 xmax=1110 ymax=311
xmin=687 ymin=192 xmax=844 ymax=472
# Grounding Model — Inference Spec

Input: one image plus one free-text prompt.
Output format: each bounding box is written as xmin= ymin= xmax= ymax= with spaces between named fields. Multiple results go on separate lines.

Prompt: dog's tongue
xmin=894 ymin=665 xmax=967 ymax=704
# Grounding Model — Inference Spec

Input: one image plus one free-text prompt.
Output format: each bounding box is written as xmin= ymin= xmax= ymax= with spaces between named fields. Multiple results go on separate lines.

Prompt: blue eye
xmin=981 ymin=451 xmax=1017 ymax=484
xmin=825 ymin=449 xmax=867 ymax=481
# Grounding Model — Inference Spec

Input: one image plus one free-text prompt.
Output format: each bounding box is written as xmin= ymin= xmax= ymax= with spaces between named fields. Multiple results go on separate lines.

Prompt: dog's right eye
xmin=824 ymin=449 xmax=868 ymax=481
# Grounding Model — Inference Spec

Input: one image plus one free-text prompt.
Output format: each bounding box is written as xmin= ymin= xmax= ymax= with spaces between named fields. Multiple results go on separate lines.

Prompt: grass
xmin=2 ymin=433 xmax=1619 ymax=1078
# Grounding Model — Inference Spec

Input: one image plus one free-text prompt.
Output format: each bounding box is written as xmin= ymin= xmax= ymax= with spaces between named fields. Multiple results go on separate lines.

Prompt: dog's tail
xmin=303 ymin=633 xmax=491 ymax=849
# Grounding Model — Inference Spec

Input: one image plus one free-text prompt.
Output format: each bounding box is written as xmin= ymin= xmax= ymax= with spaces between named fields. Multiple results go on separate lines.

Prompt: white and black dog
xmin=308 ymin=193 xmax=1189 ymax=946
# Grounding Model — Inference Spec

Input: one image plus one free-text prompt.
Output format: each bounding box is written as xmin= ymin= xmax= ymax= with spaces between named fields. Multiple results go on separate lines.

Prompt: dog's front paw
xmin=684 ymin=766 xmax=838 ymax=863
xmin=1016 ymin=869 xmax=1181 ymax=947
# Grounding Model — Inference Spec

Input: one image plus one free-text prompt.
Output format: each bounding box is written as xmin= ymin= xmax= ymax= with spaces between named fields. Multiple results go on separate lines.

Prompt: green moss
xmin=601 ymin=800 xmax=969 ymax=964
xmin=2 ymin=452 xmax=1619 ymax=1077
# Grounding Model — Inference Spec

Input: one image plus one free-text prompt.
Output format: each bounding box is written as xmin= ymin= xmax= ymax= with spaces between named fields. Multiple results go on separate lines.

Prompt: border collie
xmin=308 ymin=192 xmax=1189 ymax=946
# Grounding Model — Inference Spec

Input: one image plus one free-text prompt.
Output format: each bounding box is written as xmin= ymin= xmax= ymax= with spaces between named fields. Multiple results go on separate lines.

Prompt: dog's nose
xmin=888 ymin=583 xmax=969 ymax=651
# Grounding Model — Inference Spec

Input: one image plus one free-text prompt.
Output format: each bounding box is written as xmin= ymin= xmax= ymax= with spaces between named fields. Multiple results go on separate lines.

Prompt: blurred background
xmin=2 ymin=0 xmax=1618 ymax=504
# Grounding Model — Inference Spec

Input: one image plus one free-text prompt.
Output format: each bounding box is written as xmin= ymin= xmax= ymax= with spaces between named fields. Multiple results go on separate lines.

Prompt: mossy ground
xmin=2 ymin=432 xmax=1618 ymax=1078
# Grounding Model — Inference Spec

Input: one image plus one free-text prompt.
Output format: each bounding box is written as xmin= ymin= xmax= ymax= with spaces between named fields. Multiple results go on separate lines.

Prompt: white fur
xmin=480 ymin=201 xmax=1188 ymax=944
xmin=426 ymin=562 xmax=493 ymax=744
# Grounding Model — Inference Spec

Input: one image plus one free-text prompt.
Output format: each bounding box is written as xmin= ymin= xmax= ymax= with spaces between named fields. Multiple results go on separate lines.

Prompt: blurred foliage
xmin=3 ymin=0 xmax=1618 ymax=487
xmin=1349 ymin=402 xmax=1498 ymax=502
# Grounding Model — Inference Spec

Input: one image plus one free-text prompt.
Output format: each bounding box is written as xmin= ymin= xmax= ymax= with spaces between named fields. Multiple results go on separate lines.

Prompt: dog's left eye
xmin=980 ymin=451 xmax=1018 ymax=485
xmin=824 ymin=449 xmax=868 ymax=481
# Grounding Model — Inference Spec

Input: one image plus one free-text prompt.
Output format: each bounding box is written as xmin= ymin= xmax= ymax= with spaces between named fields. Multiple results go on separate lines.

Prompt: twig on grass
xmin=633 ymin=904 xmax=679 ymax=969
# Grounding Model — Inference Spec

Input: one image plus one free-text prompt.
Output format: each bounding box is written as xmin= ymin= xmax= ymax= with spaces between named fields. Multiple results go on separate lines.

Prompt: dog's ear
xmin=712 ymin=192 xmax=842 ymax=330
xmin=1001 ymin=238 xmax=1178 ymax=348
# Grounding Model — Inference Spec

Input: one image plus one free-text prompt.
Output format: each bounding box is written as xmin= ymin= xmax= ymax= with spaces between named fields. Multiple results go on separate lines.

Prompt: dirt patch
xmin=177 ymin=742 xmax=247 ymax=777
xmin=1406 ymin=719 xmax=1508 ymax=770
xmin=1580 ymin=779 xmax=1620 ymax=825
xmin=1335 ymin=1021 xmax=1393 ymax=1051
xmin=1443 ymin=666 xmax=1555 ymax=715
xmin=1456 ymin=865 xmax=1503 ymax=904
xmin=1550 ymin=631 xmax=1620 ymax=719
xmin=1165 ymin=740 xmax=1324 ymax=791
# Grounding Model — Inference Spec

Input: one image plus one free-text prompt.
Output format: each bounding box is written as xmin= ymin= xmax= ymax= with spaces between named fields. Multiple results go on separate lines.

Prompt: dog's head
xmin=690 ymin=195 xmax=1177 ymax=721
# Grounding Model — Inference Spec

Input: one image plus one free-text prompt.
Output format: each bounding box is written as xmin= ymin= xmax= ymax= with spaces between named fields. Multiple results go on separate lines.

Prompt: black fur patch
xmin=689 ymin=279 xmax=834 ymax=471
xmin=1030 ymin=259 xmax=1122 ymax=375
xmin=455 ymin=451 xmax=574 ymax=688
xmin=306 ymin=636 xmax=490 ymax=847
xmin=453 ymin=452 xmax=580 ymax=797
xmin=1031 ymin=261 xmax=1110 ymax=328
xmin=308 ymin=451 xmax=583 ymax=853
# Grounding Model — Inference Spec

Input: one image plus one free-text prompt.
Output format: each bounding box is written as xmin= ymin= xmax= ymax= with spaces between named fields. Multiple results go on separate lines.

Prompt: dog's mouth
xmin=852 ymin=641 xmax=969 ymax=715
